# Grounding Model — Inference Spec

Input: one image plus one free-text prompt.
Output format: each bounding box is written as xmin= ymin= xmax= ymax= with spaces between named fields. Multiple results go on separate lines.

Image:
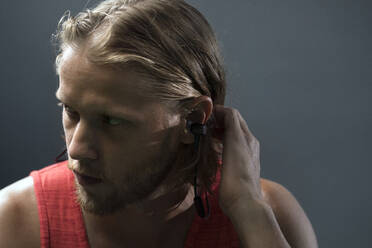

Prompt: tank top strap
xmin=30 ymin=161 xmax=90 ymax=248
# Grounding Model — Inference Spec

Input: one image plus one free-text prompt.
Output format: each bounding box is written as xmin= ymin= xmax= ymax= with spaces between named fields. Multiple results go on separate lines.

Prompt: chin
xmin=74 ymin=179 xmax=149 ymax=216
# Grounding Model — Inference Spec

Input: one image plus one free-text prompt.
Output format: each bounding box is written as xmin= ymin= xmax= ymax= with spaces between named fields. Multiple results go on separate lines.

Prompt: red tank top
xmin=30 ymin=161 xmax=240 ymax=247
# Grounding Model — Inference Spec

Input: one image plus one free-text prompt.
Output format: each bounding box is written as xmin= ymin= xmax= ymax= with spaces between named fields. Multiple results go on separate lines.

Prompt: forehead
xmin=56 ymin=47 xmax=171 ymax=122
xmin=58 ymin=47 xmax=144 ymax=103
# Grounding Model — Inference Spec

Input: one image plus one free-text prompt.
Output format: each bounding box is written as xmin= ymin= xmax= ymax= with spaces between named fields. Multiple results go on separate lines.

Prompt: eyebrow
xmin=55 ymin=91 xmax=142 ymax=123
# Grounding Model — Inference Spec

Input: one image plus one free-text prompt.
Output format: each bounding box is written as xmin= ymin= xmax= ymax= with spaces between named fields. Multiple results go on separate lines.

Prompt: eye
xmin=104 ymin=116 xmax=126 ymax=126
xmin=58 ymin=103 xmax=79 ymax=120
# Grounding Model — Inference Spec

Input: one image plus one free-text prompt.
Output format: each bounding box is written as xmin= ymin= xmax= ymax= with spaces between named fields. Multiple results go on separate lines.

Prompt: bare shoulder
xmin=260 ymin=178 xmax=319 ymax=248
xmin=0 ymin=176 xmax=40 ymax=248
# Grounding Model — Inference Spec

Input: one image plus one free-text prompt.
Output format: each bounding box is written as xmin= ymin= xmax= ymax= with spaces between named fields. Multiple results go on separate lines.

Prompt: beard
xmin=70 ymin=135 xmax=183 ymax=216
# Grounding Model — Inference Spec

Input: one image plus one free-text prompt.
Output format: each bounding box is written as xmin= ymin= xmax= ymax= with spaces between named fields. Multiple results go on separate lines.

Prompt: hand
xmin=212 ymin=105 xmax=263 ymax=216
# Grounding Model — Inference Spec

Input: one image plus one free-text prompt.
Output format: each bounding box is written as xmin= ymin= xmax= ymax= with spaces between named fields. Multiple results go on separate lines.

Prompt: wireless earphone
xmin=186 ymin=120 xmax=211 ymax=219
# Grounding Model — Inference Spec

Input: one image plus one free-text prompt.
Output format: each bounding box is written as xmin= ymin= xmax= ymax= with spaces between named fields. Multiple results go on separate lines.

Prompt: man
xmin=0 ymin=0 xmax=318 ymax=247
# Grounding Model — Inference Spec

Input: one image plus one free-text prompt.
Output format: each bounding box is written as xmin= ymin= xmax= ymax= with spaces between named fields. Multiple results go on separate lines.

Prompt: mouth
xmin=73 ymin=171 xmax=102 ymax=186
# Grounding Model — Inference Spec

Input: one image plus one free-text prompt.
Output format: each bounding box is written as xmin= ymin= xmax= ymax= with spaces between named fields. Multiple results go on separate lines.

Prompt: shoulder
xmin=260 ymin=178 xmax=319 ymax=248
xmin=0 ymin=176 xmax=40 ymax=248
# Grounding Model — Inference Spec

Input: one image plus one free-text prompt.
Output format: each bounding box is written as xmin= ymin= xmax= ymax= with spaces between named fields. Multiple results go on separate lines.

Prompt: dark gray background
xmin=0 ymin=0 xmax=371 ymax=247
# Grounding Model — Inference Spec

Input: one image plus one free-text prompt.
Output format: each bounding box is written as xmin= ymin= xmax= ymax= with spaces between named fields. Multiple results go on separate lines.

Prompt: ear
xmin=180 ymin=96 xmax=213 ymax=145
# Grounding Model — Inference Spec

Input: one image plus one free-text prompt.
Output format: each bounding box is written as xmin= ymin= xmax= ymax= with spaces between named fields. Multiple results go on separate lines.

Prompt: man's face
xmin=56 ymin=47 xmax=184 ymax=215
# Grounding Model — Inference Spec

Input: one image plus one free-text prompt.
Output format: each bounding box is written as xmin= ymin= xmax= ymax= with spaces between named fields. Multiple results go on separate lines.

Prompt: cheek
xmin=101 ymin=129 xmax=164 ymax=171
xmin=101 ymin=132 xmax=144 ymax=161
xmin=102 ymin=139 xmax=146 ymax=181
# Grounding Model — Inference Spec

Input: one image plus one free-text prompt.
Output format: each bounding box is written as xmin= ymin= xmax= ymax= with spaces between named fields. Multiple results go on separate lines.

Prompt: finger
xmin=236 ymin=111 xmax=255 ymax=144
xmin=213 ymin=105 xmax=245 ymax=143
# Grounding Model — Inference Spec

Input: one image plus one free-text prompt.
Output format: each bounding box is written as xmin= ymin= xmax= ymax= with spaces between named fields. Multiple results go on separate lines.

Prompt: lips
xmin=73 ymin=171 xmax=102 ymax=186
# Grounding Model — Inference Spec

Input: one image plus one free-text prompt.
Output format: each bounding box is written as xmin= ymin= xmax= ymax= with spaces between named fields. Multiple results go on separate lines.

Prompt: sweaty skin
xmin=0 ymin=46 xmax=318 ymax=247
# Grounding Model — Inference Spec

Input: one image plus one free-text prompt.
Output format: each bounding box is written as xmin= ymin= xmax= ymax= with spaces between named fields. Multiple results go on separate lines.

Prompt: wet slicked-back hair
xmin=54 ymin=0 xmax=226 ymax=194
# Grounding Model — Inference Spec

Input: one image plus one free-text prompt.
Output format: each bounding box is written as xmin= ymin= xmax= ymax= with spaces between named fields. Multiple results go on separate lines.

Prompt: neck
xmin=82 ymin=183 xmax=196 ymax=244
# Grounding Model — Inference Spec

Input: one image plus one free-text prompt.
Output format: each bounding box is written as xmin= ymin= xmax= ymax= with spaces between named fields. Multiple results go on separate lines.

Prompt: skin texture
xmin=58 ymin=47 xmax=186 ymax=216
xmin=56 ymin=46 xmax=201 ymax=246
xmin=0 ymin=46 xmax=318 ymax=247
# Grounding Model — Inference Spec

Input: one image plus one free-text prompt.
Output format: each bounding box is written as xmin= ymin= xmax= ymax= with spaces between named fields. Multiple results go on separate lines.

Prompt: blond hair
xmin=54 ymin=0 xmax=226 ymax=194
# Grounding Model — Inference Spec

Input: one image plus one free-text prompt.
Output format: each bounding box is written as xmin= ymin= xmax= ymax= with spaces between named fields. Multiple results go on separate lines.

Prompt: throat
xmin=81 ymin=185 xmax=196 ymax=247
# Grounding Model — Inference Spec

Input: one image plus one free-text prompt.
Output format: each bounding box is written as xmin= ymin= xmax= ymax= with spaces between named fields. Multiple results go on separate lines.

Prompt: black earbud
xmin=186 ymin=120 xmax=210 ymax=219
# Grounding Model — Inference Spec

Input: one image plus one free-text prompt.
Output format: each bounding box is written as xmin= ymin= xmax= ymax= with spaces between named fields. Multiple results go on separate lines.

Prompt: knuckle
xmin=226 ymin=108 xmax=239 ymax=120
xmin=231 ymin=108 xmax=239 ymax=116
xmin=250 ymin=136 xmax=259 ymax=145
xmin=224 ymin=107 xmax=234 ymax=114
xmin=224 ymin=107 xmax=236 ymax=119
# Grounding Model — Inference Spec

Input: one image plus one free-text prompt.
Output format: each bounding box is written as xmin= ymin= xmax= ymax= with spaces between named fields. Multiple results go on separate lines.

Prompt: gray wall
xmin=1 ymin=0 xmax=371 ymax=247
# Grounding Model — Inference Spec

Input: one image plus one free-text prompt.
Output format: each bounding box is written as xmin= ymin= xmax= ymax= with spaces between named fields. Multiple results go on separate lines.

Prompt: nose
xmin=67 ymin=120 xmax=98 ymax=160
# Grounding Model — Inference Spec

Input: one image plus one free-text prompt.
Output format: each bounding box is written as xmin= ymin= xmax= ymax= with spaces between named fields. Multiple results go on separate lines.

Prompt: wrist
xmin=224 ymin=199 xmax=291 ymax=248
xmin=221 ymin=196 xmax=268 ymax=220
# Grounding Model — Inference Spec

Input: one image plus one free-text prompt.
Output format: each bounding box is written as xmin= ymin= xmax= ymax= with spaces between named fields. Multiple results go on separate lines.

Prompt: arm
xmin=226 ymin=197 xmax=290 ymax=248
xmin=225 ymin=179 xmax=318 ymax=248
xmin=263 ymin=179 xmax=318 ymax=248
xmin=0 ymin=177 xmax=40 ymax=248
